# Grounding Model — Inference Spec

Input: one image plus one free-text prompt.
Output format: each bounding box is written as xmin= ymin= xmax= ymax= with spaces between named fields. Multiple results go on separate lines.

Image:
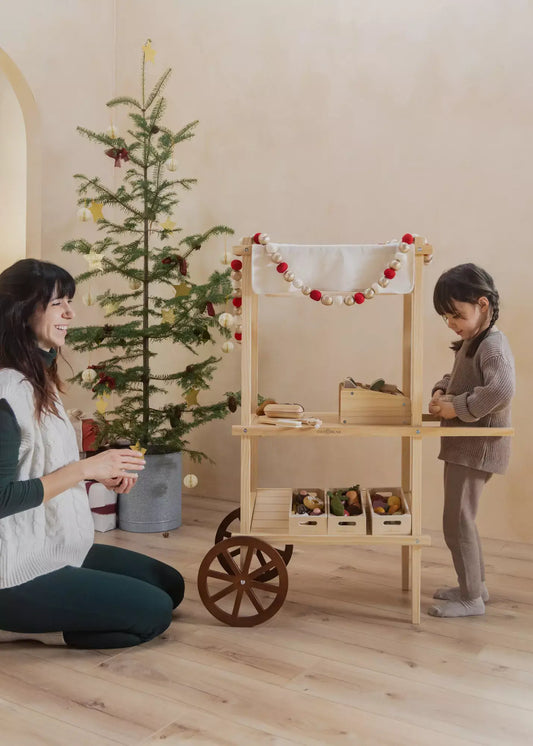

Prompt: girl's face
xmin=29 ymin=293 xmax=75 ymax=351
xmin=442 ymin=297 xmax=491 ymax=340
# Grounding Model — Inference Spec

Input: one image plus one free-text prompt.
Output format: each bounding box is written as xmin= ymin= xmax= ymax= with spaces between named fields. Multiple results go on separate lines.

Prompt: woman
xmin=0 ymin=259 xmax=184 ymax=648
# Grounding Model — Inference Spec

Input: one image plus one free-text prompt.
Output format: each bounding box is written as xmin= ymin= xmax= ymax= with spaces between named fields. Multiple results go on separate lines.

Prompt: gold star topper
xmin=161 ymin=309 xmax=175 ymax=324
xmin=185 ymin=389 xmax=199 ymax=406
xmin=89 ymin=201 xmax=104 ymax=222
xmin=160 ymin=218 xmax=176 ymax=232
xmin=143 ymin=40 xmax=156 ymax=63
xmin=131 ymin=441 xmax=147 ymax=456
xmin=172 ymin=282 xmax=191 ymax=297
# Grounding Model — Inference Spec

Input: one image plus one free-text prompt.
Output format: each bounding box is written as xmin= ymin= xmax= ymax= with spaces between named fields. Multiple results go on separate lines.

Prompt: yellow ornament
xmin=103 ymin=301 xmax=120 ymax=316
xmin=222 ymin=341 xmax=234 ymax=353
xmin=82 ymin=290 xmax=96 ymax=306
xmin=183 ymin=474 xmax=198 ymax=489
xmin=160 ymin=218 xmax=176 ymax=232
xmin=161 ymin=309 xmax=175 ymax=324
xmin=85 ymin=252 xmax=104 ymax=271
xmin=130 ymin=441 xmax=147 ymax=456
xmin=173 ymin=282 xmax=191 ymax=297
xmin=96 ymin=393 xmax=110 ymax=414
xmin=142 ymin=39 xmax=156 ymax=63
xmin=185 ymin=389 xmax=199 ymax=406
xmin=89 ymin=201 xmax=104 ymax=222
xmin=77 ymin=207 xmax=92 ymax=222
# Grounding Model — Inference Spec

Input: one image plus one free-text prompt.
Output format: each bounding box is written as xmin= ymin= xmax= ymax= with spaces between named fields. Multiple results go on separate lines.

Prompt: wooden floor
xmin=1 ymin=494 xmax=533 ymax=745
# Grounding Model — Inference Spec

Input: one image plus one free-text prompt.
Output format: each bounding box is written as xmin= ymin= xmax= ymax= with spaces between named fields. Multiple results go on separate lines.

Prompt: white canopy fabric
xmin=251 ymin=242 xmax=414 ymax=296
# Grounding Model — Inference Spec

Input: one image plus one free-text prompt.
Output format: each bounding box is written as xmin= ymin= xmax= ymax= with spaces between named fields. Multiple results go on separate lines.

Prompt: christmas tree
xmin=63 ymin=40 xmax=237 ymax=460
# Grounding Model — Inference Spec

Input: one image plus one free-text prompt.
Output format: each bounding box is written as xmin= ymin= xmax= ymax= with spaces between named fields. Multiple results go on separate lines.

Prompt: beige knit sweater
xmin=432 ymin=329 xmax=515 ymax=475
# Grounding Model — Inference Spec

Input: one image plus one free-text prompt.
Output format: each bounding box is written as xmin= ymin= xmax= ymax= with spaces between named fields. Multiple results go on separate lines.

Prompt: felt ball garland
xmin=253 ymin=231 xmax=413 ymax=307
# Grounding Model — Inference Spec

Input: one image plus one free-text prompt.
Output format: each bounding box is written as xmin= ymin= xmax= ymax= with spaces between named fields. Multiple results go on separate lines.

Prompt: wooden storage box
xmin=339 ymin=382 xmax=411 ymax=425
xmin=326 ymin=487 xmax=368 ymax=535
xmin=289 ymin=488 xmax=328 ymax=536
xmin=366 ymin=487 xmax=411 ymax=535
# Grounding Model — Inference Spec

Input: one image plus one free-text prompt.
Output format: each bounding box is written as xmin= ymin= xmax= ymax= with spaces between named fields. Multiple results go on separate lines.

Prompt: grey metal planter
xmin=118 ymin=451 xmax=182 ymax=532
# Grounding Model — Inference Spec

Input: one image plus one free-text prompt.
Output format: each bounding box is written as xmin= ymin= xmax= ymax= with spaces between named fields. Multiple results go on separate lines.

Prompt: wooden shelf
xmin=232 ymin=412 xmax=514 ymax=438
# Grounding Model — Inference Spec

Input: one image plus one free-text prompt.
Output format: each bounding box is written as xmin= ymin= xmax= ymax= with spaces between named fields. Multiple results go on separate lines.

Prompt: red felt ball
xmin=234 ymin=332 xmax=242 ymax=341
xmin=353 ymin=292 xmax=365 ymax=304
xmin=276 ymin=262 xmax=288 ymax=273
xmin=232 ymin=297 xmax=242 ymax=308
xmin=231 ymin=259 xmax=242 ymax=271
xmin=401 ymin=233 xmax=414 ymax=244
xmin=253 ymin=232 xmax=262 ymax=244
xmin=309 ymin=289 xmax=322 ymax=301
xmin=384 ymin=268 xmax=396 ymax=279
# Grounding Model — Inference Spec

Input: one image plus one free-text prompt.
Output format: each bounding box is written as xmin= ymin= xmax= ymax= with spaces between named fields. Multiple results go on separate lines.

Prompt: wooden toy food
xmin=370 ymin=491 xmax=404 ymax=515
xmin=326 ymin=485 xmax=362 ymax=516
xmin=292 ymin=489 xmax=325 ymax=516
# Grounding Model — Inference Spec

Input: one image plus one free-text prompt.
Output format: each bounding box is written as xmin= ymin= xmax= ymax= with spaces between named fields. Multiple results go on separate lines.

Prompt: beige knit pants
xmin=443 ymin=462 xmax=492 ymax=601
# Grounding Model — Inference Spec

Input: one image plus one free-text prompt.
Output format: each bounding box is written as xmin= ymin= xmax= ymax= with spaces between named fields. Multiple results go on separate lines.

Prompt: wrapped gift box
xmin=67 ymin=410 xmax=99 ymax=454
xmin=85 ymin=481 xmax=117 ymax=532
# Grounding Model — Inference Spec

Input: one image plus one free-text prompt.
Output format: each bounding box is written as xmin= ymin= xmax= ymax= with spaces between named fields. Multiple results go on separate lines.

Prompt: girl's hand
xmin=99 ymin=475 xmax=138 ymax=494
xmin=428 ymin=389 xmax=444 ymax=414
xmin=437 ymin=399 xmax=457 ymax=420
xmin=80 ymin=449 xmax=145 ymax=483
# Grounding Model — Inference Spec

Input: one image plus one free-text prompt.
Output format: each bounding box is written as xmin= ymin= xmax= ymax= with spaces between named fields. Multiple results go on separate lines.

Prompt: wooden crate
xmin=326 ymin=487 xmax=368 ymax=535
xmin=366 ymin=487 xmax=412 ymax=535
xmin=339 ymin=383 xmax=411 ymax=425
xmin=289 ymin=488 xmax=328 ymax=536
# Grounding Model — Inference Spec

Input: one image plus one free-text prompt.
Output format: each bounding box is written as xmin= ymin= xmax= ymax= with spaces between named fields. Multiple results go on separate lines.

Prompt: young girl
xmin=428 ymin=263 xmax=515 ymax=618
xmin=0 ymin=259 xmax=184 ymax=647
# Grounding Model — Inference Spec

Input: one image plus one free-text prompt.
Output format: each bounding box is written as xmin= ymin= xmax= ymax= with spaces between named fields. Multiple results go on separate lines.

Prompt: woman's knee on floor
xmin=132 ymin=586 xmax=174 ymax=642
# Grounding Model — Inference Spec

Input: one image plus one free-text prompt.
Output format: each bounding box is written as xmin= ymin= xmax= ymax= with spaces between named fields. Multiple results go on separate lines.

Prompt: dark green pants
xmin=0 ymin=544 xmax=184 ymax=649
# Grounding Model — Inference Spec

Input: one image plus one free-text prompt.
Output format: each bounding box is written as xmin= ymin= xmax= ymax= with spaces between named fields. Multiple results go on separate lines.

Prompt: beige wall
xmin=0 ymin=0 xmax=530 ymax=541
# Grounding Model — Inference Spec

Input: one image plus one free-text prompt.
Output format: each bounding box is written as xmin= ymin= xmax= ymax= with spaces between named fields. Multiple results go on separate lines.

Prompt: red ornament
xmin=354 ymin=292 xmax=365 ymax=304
xmin=162 ymin=257 xmax=172 ymax=265
xmin=276 ymin=262 xmax=288 ymax=273
xmin=234 ymin=332 xmax=242 ymax=341
xmin=232 ymin=297 xmax=242 ymax=308
xmin=179 ymin=258 xmax=188 ymax=276
xmin=401 ymin=233 xmax=414 ymax=244
xmin=230 ymin=259 xmax=242 ymax=271
xmin=384 ymin=268 xmax=396 ymax=279
xmin=253 ymin=232 xmax=262 ymax=244
xmin=205 ymin=301 xmax=215 ymax=317
xmin=309 ymin=290 xmax=322 ymax=302
xmin=105 ymin=147 xmax=129 ymax=167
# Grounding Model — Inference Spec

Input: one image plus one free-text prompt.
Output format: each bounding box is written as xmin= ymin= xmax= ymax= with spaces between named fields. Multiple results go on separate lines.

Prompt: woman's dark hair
xmin=433 ymin=263 xmax=499 ymax=357
xmin=0 ymin=259 xmax=75 ymax=417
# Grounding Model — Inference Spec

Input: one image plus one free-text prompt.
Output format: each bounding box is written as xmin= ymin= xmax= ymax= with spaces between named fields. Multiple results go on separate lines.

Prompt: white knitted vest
xmin=0 ymin=369 xmax=94 ymax=589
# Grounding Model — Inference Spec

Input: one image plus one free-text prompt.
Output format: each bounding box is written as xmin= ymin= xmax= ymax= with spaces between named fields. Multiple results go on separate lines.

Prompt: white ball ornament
xmin=371 ymin=282 xmax=381 ymax=295
xmin=106 ymin=124 xmax=119 ymax=139
xmin=258 ymin=234 xmax=270 ymax=245
xmin=81 ymin=368 xmax=97 ymax=383
xmin=165 ymin=157 xmax=178 ymax=172
xmin=378 ymin=276 xmax=390 ymax=288
xmin=321 ymin=295 xmax=333 ymax=306
xmin=344 ymin=295 xmax=355 ymax=306
xmin=222 ymin=341 xmax=234 ymax=353
xmin=271 ymin=252 xmax=283 ymax=264
xmin=231 ymin=270 xmax=242 ymax=281
xmin=77 ymin=207 xmax=92 ymax=223
xmin=283 ymin=271 xmax=295 ymax=282
xmin=183 ymin=474 xmax=198 ymax=488
xmin=390 ymin=259 xmax=402 ymax=271
xmin=128 ymin=278 xmax=142 ymax=290
xmin=399 ymin=242 xmax=410 ymax=253
xmin=335 ymin=295 xmax=344 ymax=305
xmin=394 ymin=251 xmax=405 ymax=263
xmin=291 ymin=277 xmax=303 ymax=289
xmin=218 ymin=312 xmax=234 ymax=329
xmin=265 ymin=243 xmax=276 ymax=255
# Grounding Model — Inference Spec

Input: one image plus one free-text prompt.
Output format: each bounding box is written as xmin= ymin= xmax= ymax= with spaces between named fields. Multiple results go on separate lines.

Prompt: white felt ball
xmin=364 ymin=287 xmax=375 ymax=299
xmin=77 ymin=207 xmax=92 ymax=223
xmin=220 ymin=254 xmax=231 ymax=265
xmin=183 ymin=474 xmax=198 ymax=488
xmin=321 ymin=295 xmax=333 ymax=306
xmin=106 ymin=124 xmax=119 ymax=138
xmin=371 ymin=282 xmax=381 ymax=294
xmin=283 ymin=271 xmax=295 ymax=282
xmin=271 ymin=252 xmax=283 ymax=263
xmin=399 ymin=242 xmax=410 ymax=253
xmin=301 ymin=286 xmax=311 ymax=295
xmin=165 ymin=157 xmax=178 ymax=172
xmin=291 ymin=277 xmax=303 ymax=289
xmin=378 ymin=276 xmax=390 ymax=288
xmin=265 ymin=243 xmax=276 ymax=255
xmin=222 ymin=341 xmax=234 ymax=353
xmin=81 ymin=368 xmax=97 ymax=383
xmin=394 ymin=251 xmax=405 ymax=262
xmin=335 ymin=295 xmax=344 ymax=305
xmin=344 ymin=295 xmax=355 ymax=306
xmin=218 ymin=313 xmax=234 ymax=329
xmin=259 ymin=234 xmax=270 ymax=245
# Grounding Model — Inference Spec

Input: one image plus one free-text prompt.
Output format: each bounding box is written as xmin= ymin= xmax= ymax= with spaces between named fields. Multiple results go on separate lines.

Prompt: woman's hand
xmin=80 ymin=449 xmax=145 ymax=483
xmin=99 ymin=475 xmax=138 ymax=494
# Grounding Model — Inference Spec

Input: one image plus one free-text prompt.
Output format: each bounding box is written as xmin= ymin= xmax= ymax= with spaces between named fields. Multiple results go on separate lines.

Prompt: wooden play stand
xmin=197 ymin=234 xmax=513 ymax=626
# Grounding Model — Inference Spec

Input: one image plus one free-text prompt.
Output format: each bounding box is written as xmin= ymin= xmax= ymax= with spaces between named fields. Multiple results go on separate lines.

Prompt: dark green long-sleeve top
xmin=0 ymin=350 xmax=57 ymax=519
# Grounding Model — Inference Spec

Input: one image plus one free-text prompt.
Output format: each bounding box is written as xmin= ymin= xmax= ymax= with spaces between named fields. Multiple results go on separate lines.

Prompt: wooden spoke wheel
xmin=214 ymin=508 xmax=293 ymax=582
xmin=198 ymin=536 xmax=289 ymax=627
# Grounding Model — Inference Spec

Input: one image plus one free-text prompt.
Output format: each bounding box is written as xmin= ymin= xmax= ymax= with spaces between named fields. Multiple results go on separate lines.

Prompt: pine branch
xmin=107 ymin=96 xmax=143 ymax=110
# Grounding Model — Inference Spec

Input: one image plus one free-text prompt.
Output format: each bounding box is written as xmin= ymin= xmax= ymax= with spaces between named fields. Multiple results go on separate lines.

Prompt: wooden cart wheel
xmin=198 ymin=536 xmax=289 ymax=627
xmin=214 ymin=508 xmax=293 ymax=582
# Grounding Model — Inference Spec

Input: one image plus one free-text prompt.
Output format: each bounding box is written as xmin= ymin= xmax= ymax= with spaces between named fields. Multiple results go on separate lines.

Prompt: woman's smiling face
xmin=29 ymin=291 xmax=75 ymax=350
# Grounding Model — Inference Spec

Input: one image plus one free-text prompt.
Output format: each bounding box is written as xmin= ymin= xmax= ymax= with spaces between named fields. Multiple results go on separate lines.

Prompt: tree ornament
xmin=234 ymin=332 xmax=242 ymax=341
xmin=232 ymin=297 xmax=242 ymax=308
xmin=173 ymin=282 xmax=191 ymax=297
xmin=161 ymin=309 xmax=175 ymax=324
xmin=227 ymin=395 xmax=238 ymax=413
xmin=231 ymin=270 xmax=242 ymax=281
xmin=205 ymin=301 xmax=215 ymax=317
xmin=220 ymin=253 xmax=231 ymax=265
xmin=89 ymin=201 xmax=104 ymax=222
xmin=103 ymin=301 xmax=120 ymax=316
xmin=310 ymin=289 xmax=322 ymax=302
xmin=183 ymin=473 xmax=198 ymax=488
xmin=142 ymin=39 xmax=156 ymax=63
xmin=185 ymin=389 xmax=199 ymax=406
xmin=230 ymin=259 xmax=242 ymax=271
xmin=160 ymin=218 xmax=176 ymax=232
xmin=344 ymin=295 xmax=355 ymax=305
xmin=77 ymin=207 xmax=92 ymax=222
xmin=106 ymin=124 xmax=119 ymax=139
xmin=321 ymin=294 xmax=333 ymax=306
xmin=131 ymin=441 xmax=147 ymax=456
xmin=83 ymin=290 xmax=96 ymax=306
xmin=96 ymin=393 xmax=110 ymax=414
xmin=128 ymin=277 xmax=142 ymax=290
xmin=354 ymin=292 xmax=365 ymax=304
xmin=82 ymin=368 xmax=97 ymax=383
xmin=218 ymin=313 xmax=234 ymax=328
xmin=165 ymin=157 xmax=178 ymax=171
xmin=85 ymin=252 xmax=104 ymax=271
xmin=105 ymin=147 xmax=129 ymax=167
xmin=384 ymin=268 xmax=396 ymax=279
xmin=179 ymin=257 xmax=188 ymax=276
xmin=276 ymin=262 xmax=288 ymax=273
xmin=222 ymin=341 xmax=234 ymax=353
